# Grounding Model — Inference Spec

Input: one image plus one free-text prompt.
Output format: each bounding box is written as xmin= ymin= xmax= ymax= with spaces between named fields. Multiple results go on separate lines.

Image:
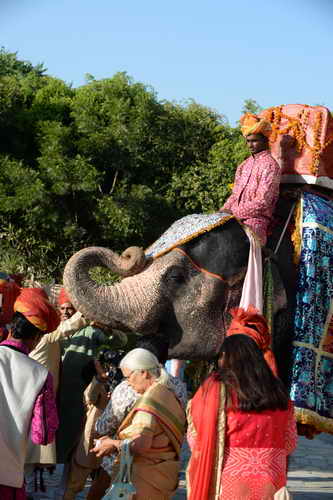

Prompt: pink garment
xmin=220 ymin=402 xmax=297 ymax=499
xmin=239 ymin=227 xmax=263 ymax=313
xmin=223 ymin=150 xmax=281 ymax=245
xmin=1 ymin=339 xmax=58 ymax=445
xmin=30 ymin=372 xmax=58 ymax=444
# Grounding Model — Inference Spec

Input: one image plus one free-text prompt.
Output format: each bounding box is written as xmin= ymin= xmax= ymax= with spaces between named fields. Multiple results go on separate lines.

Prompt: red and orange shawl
xmin=187 ymin=375 xmax=226 ymax=500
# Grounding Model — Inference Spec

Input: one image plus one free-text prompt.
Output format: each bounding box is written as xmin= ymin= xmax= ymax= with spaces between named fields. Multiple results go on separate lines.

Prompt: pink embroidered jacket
xmin=223 ymin=150 xmax=281 ymax=245
xmin=1 ymin=339 xmax=58 ymax=444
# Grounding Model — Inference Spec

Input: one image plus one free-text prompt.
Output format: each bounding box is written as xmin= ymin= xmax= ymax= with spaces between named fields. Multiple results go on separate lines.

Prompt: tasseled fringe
xmin=291 ymin=198 xmax=302 ymax=265
xmin=295 ymin=406 xmax=333 ymax=436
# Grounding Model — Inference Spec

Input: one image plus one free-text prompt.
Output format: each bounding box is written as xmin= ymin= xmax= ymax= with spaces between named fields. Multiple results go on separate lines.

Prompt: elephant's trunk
xmin=63 ymin=246 xmax=153 ymax=329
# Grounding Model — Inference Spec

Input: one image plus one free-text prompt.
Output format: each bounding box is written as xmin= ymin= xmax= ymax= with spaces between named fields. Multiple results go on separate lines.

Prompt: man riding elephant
xmin=221 ymin=113 xmax=282 ymax=313
xmin=222 ymin=113 xmax=281 ymax=247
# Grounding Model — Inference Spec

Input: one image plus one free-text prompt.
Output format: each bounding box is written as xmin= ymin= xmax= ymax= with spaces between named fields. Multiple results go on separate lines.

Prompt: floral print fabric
xmin=223 ymin=150 xmax=281 ymax=245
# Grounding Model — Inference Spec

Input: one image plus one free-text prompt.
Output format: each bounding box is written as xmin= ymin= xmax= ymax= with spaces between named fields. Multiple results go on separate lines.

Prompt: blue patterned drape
xmin=290 ymin=192 xmax=333 ymax=433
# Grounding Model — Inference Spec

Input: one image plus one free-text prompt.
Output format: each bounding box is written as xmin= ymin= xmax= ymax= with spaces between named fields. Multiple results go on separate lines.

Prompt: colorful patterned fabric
xmin=145 ymin=212 xmax=233 ymax=259
xmin=96 ymin=375 xmax=187 ymax=477
xmin=290 ymin=191 xmax=333 ymax=434
xmin=121 ymin=382 xmax=186 ymax=456
xmin=223 ymin=150 xmax=281 ymax=245
xmin=116 ymin=382 xmax=186 ymax=499
xmin=240 ymin=113 xmax=272 ymax=138
xmin=14 ymin=288 xmax=60 ymax=333
xmin=187 ymin=376 xmax=297 ymax=500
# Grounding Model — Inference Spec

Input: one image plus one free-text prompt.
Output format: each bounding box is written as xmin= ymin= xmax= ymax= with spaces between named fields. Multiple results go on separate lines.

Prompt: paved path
xmin=287 ymin=434 xmax=333 ymax=499
xmin=27 ymin=434 xmax=333 ymax=499
xmin=174 ymin=434 xmax=333 ymax=499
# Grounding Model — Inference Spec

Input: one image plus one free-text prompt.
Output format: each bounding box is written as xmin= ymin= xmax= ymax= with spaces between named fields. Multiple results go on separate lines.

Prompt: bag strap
xmin=116 ymin=439 xmax=134 ymax=484
xmin=122 ymin=440 xmax=133 ymax=483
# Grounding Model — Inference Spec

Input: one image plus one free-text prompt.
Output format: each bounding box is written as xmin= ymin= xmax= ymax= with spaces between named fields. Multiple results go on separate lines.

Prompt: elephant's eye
xmin=165 ymin=267 xmax=186 ymax=284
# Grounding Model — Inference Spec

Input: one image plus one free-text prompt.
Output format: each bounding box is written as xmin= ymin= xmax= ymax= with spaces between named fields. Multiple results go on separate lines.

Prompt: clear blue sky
xmin=1 ymin=0 xmax=332 ymax=124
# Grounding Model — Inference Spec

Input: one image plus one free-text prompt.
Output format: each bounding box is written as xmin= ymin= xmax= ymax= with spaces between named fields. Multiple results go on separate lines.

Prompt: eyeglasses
xmin=123 ymin=370 xmax=138 ymax=381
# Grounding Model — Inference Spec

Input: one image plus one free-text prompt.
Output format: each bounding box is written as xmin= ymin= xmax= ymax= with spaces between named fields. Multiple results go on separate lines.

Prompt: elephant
xmin=63 ymin=195 xmax=296 ymax=378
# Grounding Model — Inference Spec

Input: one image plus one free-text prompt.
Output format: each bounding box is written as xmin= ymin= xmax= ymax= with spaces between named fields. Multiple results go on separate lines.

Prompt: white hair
xmin=120 ymin=348 xmax=169 ymax=385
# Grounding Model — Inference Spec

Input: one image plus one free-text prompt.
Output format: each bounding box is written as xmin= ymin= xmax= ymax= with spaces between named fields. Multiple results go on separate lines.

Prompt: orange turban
xmin=0 ymin=273 xmax=21 ymax=326
xmin=57 ymin=287 xmax=72 ymax=306
xmin=226 ymin=305 xmax=278 ymax=376
xmin=240 ymin=113 xmax=272 ymax=138
xmin=14 ymin=288 xmax=60 ymax=333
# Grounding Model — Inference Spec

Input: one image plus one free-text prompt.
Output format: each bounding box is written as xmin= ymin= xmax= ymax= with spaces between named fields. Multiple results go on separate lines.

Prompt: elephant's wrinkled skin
xmin=64 ymin=215 xmax=289 ymax=362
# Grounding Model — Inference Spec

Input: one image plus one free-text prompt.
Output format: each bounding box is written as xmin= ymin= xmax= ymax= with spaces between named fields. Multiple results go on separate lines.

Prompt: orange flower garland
xmin=263 ymin=105 xmax=333 ymax=174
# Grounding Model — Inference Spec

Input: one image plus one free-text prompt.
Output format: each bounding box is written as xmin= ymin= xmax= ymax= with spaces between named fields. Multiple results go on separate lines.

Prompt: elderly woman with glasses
xmin=91 ymin=348 xmax=186 ymax=499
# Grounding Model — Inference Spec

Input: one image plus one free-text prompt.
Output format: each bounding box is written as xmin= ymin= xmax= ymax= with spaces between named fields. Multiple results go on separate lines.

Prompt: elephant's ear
xmin=180 ymin=220 xmax=250 ymax=280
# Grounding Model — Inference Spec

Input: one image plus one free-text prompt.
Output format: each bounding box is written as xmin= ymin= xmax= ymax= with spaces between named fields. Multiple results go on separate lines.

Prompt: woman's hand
xmin=94 ymin=360 xmax=109 ymax=382
xmin=90 ymin=436 xmax=119 ymax=457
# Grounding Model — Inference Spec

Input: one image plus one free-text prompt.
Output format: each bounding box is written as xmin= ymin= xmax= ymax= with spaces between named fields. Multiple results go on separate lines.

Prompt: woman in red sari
xmin=187 ymin=306 xmax=297 ymax=500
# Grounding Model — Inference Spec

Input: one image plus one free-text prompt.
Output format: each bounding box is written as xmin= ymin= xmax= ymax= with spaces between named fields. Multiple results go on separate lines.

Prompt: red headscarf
xmin=57 ymin=287 xmax=72 ymax=306
xmin=14 ymin=288 xmax=60 ymax=333
xmin=226 ymin=305 xmax=278 ymax=376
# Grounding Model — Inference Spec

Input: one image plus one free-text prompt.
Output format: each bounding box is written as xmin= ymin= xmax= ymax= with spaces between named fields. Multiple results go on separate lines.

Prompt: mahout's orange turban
xmin=14 ymin=287 xmax=60 ymax=333
xmin=240 ymin=113 xmax=272 ymax=138
xmin=57 ymin=287 xmax=72 ymax=306
xmin=226 ymin=305 xmax=278 ymax=376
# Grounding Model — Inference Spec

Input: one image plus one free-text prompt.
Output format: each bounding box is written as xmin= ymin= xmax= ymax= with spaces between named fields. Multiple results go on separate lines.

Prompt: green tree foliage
xmin=167 ymin=125 xmax=248 ymax=212
xmin=242 ymin=98 xmax=262 ymax=115
xmin=0 ymin=49 xmax=252 ymax=281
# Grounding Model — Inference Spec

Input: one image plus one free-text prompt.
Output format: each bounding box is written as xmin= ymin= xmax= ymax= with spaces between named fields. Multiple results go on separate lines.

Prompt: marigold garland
xmin=263 ymin=105 xmax=333 ymax=174
xmin=311 ymin=110 xmax=323 ymax=174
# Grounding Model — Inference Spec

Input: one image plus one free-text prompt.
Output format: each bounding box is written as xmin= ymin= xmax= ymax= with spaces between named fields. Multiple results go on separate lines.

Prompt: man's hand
xmin=90 ymin=435 xmax=118 ymax=457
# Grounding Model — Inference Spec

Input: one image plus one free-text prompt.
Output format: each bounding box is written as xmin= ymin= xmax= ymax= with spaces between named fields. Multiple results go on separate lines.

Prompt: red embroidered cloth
xmin=187 ymin=376 xmax=297 ymax=500
xmin=221 ymin=403 xmax=297 ymax=499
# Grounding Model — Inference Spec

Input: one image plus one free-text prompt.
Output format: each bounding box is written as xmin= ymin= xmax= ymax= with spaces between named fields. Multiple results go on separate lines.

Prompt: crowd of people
xmin=0 ymin=112 xmax=299 ymax=499
xmin=0 ymin=284 xmax=297 ymax=500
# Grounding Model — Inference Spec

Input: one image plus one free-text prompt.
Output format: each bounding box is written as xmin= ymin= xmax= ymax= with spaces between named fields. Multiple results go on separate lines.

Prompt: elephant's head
xmin=64 ymin=217 xmax=254 ymax=360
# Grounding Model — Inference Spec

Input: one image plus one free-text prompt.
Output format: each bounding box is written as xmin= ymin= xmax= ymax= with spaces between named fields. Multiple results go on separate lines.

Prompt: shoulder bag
xmin=102 ymin=439 xmax=136 ymax=500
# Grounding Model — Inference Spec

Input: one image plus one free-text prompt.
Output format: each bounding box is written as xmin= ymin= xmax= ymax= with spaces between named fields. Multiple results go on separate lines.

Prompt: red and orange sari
xmin=187 ymin=375 xmax=297 ymax=500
